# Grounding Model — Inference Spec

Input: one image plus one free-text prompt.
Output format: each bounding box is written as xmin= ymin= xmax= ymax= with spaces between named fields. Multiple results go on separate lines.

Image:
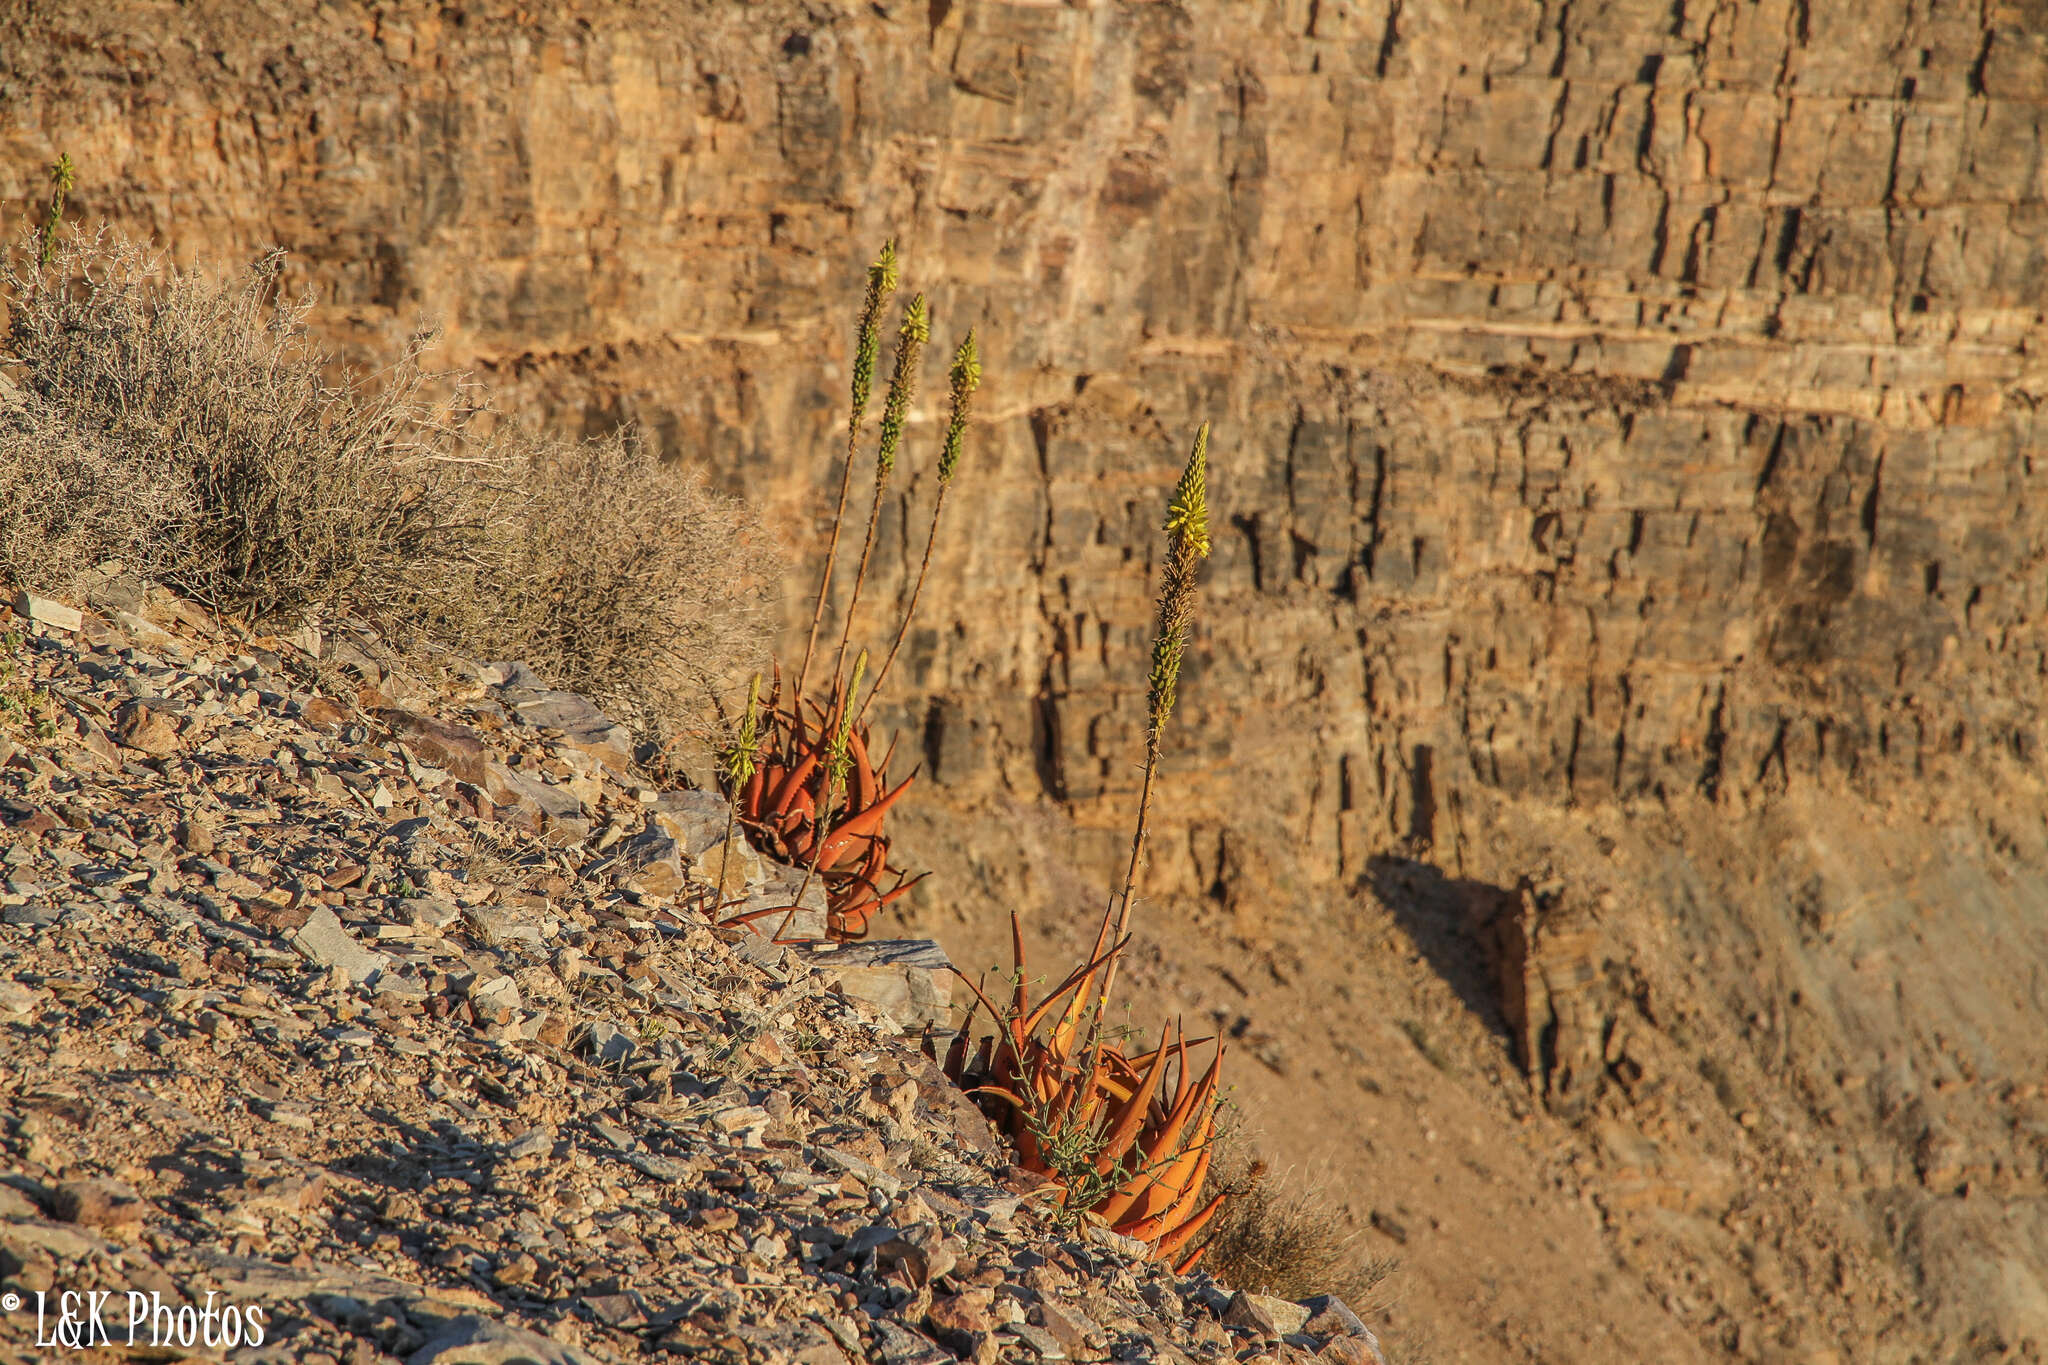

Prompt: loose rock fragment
xmin=406 ymin=1316 xmax=595 ymax=1365
xmin=289 ymin=906 xmax=390 ymax=984
xmin=114 ymin=700 xmax=182 ymax=757
xmin=14 ymin=589 xmax=82 ymax=632
xmin=50 ymin=1178 xmax=148 ymax=1231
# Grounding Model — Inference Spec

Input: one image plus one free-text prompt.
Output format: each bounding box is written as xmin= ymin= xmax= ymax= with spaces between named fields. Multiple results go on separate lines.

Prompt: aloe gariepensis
xmin=720 ymin=245 xmax=978 ymax=940
xmin=721 ymin=658 xmax=926 ymax=941
xmin=946 ymin=427 xmax=1225 ymax=1270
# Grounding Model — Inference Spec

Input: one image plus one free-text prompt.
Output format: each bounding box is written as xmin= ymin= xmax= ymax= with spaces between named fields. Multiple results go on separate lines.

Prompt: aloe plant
xmin=944 ymin=424 xmax=1225 ymax=1270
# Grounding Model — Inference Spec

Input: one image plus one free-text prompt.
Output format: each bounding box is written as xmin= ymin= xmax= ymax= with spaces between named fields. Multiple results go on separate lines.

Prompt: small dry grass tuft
xmin=1199 ymin=1152 xmax=1398 ymax=1312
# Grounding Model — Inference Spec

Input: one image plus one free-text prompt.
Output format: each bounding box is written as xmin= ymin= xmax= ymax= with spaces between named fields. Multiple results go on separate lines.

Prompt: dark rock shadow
xmin=149 ymin=1136 xmax=247 ymax=1200
xmin=1366 ymin=853 xmax=1518 ymax=1040
xmin=338 ymin=1107 xmax=500 ymax=1195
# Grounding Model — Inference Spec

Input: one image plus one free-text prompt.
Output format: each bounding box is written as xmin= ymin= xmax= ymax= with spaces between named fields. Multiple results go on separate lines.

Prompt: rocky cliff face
xmin=6 ymin=1 xmax=2048 ymax=1360
xmin=7 ymin=0 xmax=2043 ymax=866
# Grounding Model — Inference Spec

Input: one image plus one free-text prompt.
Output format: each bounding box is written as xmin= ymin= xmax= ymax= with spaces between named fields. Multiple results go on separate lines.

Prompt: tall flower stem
xmin=832 ymin=294 xmax=929 ymax=685
xmin=714 ymin=673 xmax=762 ymax=912
xmin=37 ymin=154 xmax=75 ymax=269
xmin=795 ymin=243 xmax=897 ymax=703
xmin=1082 ymin=423 xmax=1211 ymax=1026
xmin=858 ymin=329 xmax=979 ymax=725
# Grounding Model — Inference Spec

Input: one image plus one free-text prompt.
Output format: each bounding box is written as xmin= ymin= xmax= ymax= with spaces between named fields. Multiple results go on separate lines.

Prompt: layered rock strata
xmin=4 ymin=1 xmax=2048 ymax=1358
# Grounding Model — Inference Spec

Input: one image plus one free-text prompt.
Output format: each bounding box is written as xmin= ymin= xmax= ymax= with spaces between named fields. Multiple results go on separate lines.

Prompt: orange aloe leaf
xmin=1049 ymin=1034 xmax=1114 ymax=1136
xmin=965 ymin=1083 xmax=1031 ymax=1112
xmin=848 ymin=726 xmax=879 ymax=808
xmin=1150 ymin=1186 xmax=1226 ymax=1265
xmin=1094 ymin=1045 xmax=1221 ymax=1227
xmin=1117 ymin=1035 xmax=1217 ymax=1073
xmin=951 ymin=970 xmax=1033 ymax=1063
xmin=1146 ymin=1037 xmax=1221 ymax=1162
xmin=765 ymin=742 xmax=823 ymax=813
xmin=1126 ymin=1095 xmax=1218 ymax=1226
xmin=815 ymin=772 xmax=916 ymax=864
xmin=1050 ymin=961 xmax=1099 ymax=1056
xmin=1126 ymin=1136 xmax=1218 ymax=1243
xmin=1094 ymin=1027 xmax=1175 ymax=1176
xmin=1022 ymin=936 xmax=1132 ymax=1042
xmin=1009 ymin=913 xmax=1030 ymax=1028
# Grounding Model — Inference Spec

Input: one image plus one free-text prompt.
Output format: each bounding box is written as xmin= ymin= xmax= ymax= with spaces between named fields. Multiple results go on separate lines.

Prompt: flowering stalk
xmin=1083 ymin=423 xmax=1211 ymax=1030
xmin=859 ymin=328 xmax=979 ymax=723
xmin=795 ymin=242 xmax=898 ymax=702
xmin=713 ymin=673 xmax=762 ymax=909
xmin=38 ymin=154 xmax=75 ymax=268
xmin=831 ymin=295 xmax=928 ymax=683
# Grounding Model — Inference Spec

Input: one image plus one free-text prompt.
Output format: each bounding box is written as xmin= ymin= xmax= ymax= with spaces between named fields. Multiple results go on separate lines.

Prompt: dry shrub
xmin=457 ymin=426 xmax=779 ymax=744
xmin=0 ymin=381 xmax=187 ymax=592
xmin=3 ymin=233 xmax=506 ymax=624
xmin=1198 ymin=1152 xmax=1397 ymax=1312
xmin=0 ymin=231 xmax=775 ymax=739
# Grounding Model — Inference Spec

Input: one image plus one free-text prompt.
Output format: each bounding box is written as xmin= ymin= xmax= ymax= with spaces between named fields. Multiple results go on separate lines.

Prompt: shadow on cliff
xmin=1366 ymin=854 xmax=1518 ymax=1042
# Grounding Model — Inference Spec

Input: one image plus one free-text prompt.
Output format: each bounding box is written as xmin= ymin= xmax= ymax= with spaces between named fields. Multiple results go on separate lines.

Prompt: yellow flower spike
xmin=828 ymin=650 xmax=867 ymax=791
xmin=938 ymin=329 xmax=981 ymax=485
xmin=850 ymin=240 xmax=899 ymax=426
xmin=721 ymin=672 xmax=762 ymax=788
xmin=1146 ymin=422 xmax=1212 ymax=750
xmin=1163 ymin=421 xmax=1210 ymax=558
xmin=38 ymin=153 xmax=76 ymax=268
xmin=875 ymin=295 xmax=930 ymax=481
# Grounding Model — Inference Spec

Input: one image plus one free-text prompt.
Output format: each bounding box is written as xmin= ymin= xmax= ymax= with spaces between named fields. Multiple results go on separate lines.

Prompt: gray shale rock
xmin=800 ymin=939 xmax=955 ymax=1034
xmin=288 ymin=907 xmax=390 ymax=985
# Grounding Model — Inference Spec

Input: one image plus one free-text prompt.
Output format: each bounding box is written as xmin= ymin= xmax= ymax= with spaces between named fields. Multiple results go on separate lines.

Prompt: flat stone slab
xmin=14 ymin=589 xmax=82 ymax=633
xmin=810 ymin=940 xmax=952 ymax=971
xmin=648 ymin=790 xmax=729 ymax=855
xmin=289 ymin=907 xmax=390 ymax=985
xmin=797 ymin=939 xmax=955 ymax=1035
xmin=493 ymin=679 xmax=636 ymax=777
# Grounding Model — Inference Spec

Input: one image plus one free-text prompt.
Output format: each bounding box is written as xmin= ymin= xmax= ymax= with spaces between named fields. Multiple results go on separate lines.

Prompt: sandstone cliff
xmin=5 ymin=1 xmax=2047 ymax=1360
